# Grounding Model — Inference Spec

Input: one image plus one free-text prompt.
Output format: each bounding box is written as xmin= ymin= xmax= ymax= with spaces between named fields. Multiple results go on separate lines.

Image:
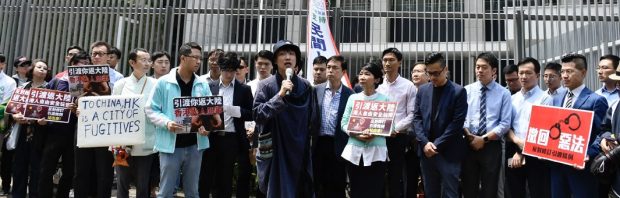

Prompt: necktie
xmin=565 ymin=91 xmax=574 ymax=108
xmin=478 ymin=86 xmax=488 ymax=135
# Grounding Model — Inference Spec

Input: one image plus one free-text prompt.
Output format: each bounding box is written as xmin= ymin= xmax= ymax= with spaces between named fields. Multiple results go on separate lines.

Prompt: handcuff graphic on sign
xmin=549 ymin=113 xmax=581 ymax=140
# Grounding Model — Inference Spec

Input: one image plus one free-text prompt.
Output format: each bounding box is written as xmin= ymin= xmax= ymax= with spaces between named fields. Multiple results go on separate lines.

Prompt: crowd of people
xmin=0 ymin=39 xmax=619 ymax=198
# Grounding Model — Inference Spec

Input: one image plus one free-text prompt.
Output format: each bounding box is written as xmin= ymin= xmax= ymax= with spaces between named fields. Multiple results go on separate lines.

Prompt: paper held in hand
xmin=173 ymin=96 xmax=224 ymax=133
xmin=346 ymin=100 xmax=398 ymax=137
xmin=76 ymin=95 xmax=145 ymax=148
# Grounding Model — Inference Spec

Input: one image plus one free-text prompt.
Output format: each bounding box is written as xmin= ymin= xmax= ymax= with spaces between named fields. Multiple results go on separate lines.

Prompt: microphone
xmin=285 ymin=68 xmax=293 ymax=95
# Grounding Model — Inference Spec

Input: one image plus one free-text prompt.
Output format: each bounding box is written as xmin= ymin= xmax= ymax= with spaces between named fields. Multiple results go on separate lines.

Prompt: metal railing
xmin=1 ymin=0 xmax=618 ymax=88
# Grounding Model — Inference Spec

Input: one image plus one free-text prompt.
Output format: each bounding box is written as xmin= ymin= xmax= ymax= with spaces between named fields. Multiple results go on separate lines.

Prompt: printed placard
xmin=523 ymin=105 xmax=594 ymax=169
xmin=173 ymin=96 xmax=224 ymax=133
xmin=346 ymin=100 xmax=397 ymax=136
xmin=76 ymin=95 xmax=145 ymax=148
xmin=68 ymin=65 xmax=111 ymax=97
xmin=5 ymin=88 xmax=73 ymax=123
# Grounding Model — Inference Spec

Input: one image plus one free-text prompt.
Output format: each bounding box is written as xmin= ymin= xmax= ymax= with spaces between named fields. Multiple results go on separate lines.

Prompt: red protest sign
xmin=347 ymin=100 xmax=397 ymax=136
xmin=523 ymin=105 xmax=593 ymax=169
xmin=5 ymin=88 xmax=73 ymax=123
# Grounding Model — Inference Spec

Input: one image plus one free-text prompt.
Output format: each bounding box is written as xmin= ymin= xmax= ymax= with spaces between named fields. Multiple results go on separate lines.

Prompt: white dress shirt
xmin=376 ymin=75 xmax=416 ymax=132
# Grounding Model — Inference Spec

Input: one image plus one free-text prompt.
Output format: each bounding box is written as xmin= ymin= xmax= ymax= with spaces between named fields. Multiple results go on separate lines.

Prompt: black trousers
xmin=347 ymin=160 xmax=387 ymax=198
xmin=1 ymin=137 xmax=14 ymax=193
xmin=11 ymin=131 xmax=43 ymax=198
xmin=74 ymin=147 xmax=114 ymax=198
xmin=313 ymin=136 xmax=347 ymax=198
xmin=236 ymin=141 xmax=252 ymax=198
xmin=386 ymin=135 xmax=407 ymax=198
xmin=38 ymin=131 xmax=74 ymax=198
xmin=461 ymin=140 xmax=502 ymax=198
xmin=404 ymin=138 xmax=420 ymax=198
xmin=505 ymin=143 xmax=550 ymax=198
xmin=115 ymin=153 xmax=158 ymax=198
xmin=199 ymin=133 xmax=240 ymax=198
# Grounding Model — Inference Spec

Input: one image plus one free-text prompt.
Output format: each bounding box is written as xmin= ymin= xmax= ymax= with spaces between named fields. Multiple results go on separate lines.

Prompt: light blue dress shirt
xmin=464 ymin=81 xmax=512 ymax=137
xmin=511 ymin=86 xmax=553 ymax=139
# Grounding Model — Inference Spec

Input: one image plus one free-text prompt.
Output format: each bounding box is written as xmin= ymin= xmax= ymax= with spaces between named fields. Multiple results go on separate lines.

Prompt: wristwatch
xmin=483 ymin=136 xmax=489 ymax=143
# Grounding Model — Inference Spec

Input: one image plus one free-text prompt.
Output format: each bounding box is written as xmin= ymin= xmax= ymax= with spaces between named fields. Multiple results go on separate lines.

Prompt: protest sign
xmin=346 ymin=100 xmax=397 ymax=136
xmin=68 ymin=65 xmax=111 ymax=97
xmin=523 ymin=105 xmax=594 ymax=169
xmin=5 ymin=88 xmax=73 ymax=123
xmin=76 ymin=95 xmax=145 ymax=148
xmin=173 ymin=96 xmax=224 ymax=133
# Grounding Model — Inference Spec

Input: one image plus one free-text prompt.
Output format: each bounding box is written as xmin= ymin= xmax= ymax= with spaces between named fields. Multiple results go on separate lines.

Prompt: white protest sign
xmin=77 ymin=95 xmax=145 ymax=148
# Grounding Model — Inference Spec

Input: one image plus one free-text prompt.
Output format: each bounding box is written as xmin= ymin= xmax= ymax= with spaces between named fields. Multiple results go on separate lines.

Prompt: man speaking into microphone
xmin=253 ymin=40 xmax=317 ymax=197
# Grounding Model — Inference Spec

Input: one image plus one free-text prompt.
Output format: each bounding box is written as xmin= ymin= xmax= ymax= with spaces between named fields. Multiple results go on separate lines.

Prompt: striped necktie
xmin=478 ymin=86 xmax=488 ymax=135
xmin=565 ymin=91 xmax=574 ymax=108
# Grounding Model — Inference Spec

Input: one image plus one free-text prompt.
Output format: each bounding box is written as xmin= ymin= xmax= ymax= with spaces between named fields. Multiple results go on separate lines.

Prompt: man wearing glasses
xmin=146 ymin=42 xmax=213 ymax=197
xmin=89 ymin=41 xmax=124 ymax=87
xmin=413 ymin=52 xmax=468 ymax=198
xmin=549 ymin=53 xmax=607 ymax=197
xmin=201 ymin=49 xmax=224 ymax=83
xmin=376 ymin=47 xmax=416 ymax=198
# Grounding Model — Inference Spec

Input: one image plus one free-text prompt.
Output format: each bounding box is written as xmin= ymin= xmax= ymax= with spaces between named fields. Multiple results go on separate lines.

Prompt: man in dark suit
xmin=550 ymin=53 xmax=607 ymax=198
xmin=413 ymin=52 xmax=468 ymax=198
xmin=311 ymin=55 xmax=353 ymax=198
xmin=199 ymin=52 xmax=254 ymax=198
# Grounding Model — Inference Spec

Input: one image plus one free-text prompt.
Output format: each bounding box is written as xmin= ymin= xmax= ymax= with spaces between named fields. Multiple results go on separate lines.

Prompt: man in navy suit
xmin=311 ymin=55 xmax=353 ymax=198
xmin=550 ymin=53 xmax=608 ymax=198
xmin=199 ymin=52 xmax=254 ymax=198
xmin=413 ymin=52 xmax=468 ymax=198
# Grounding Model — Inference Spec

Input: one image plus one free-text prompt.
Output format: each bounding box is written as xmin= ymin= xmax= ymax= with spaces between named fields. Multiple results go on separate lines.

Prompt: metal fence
xmin=1 ymin=0 xmax=619 ymax=88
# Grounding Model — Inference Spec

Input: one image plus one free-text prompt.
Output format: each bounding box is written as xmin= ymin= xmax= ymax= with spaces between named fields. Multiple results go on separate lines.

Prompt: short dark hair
xmin=218 ymin=52 xmax=240 ymax=71
xmin=313 ymin=56 xmax=328 ymax=65
xmin=560 ymin=53 xmax=587 ymax=70
xmin=382 ymin=48 xmax=403 ymax=61
xmin=90 ymin=41 xmax=111 ymax=51
xmin=253 ymin=50 xmax=274 ymax=64
xmin=424 ymin=52 xmax=446 ymax=68
xmin=360 ymin=61 xmax=384 ymax=89
xmin=0 ymin=53 xmax=5 ymax=63
xmin=206 ymin=49 xmax=224 ymax=60
xmin=600 ymin=54 xmax=620 ymax=70
xmin=517 ymin=57 xmax=541 ymax=74
xmin=327 ymin=55 xmax=348 ymax=71
xmin=239 ymin=56 xmax=248 ymax=67
xmin=128 ymin=48 xmax=148 ymax=62
xmin=503 ymin=64 xmax=519 ymax=75
xmin=109 ymin=47 xmax=122 ymax=59
xmin=27 ymin=59 xmax=52 ymax=81
xmin=66 ymin=45 xmax=83 ymax=54
xmin=69 ymin=52 xmax=91 ymax=65
xmin=151 ymin=51 xmax=171 ymax=62
xmin=544 ymin=62 xmax=562 ymax=75
xmin=179 ymin=42 xmax=202 ymax=57
xmin=476 ymin=52 xmax=499 ymax=70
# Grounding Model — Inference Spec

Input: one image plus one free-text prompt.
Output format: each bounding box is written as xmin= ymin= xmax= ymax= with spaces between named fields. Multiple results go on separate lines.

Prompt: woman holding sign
xmin=9 ymin=59 xmax=51 ymax=198
xmin=340 ymin=62 xmax=392 ymax=198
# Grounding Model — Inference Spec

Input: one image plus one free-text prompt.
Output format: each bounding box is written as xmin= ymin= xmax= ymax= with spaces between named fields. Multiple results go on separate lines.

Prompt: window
xmin=342 ymin=0 xmax=371 ymax=11
xmin=390 ymin=19 xmax=463 ymax=42
xmin=339 ymin=17 xmax=370 ymax=43
xmin=392 ymin=0 xmax=463 ymax=12
xmin=231 ymin=17 xmax=286 ymax=43
xmin=485 ymin=19 xmax=506 ymax=41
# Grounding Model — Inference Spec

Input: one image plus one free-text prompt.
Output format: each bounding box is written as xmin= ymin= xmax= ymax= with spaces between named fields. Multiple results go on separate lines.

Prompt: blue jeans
xmin=157 ymin=145 xmax=203 ymax=198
